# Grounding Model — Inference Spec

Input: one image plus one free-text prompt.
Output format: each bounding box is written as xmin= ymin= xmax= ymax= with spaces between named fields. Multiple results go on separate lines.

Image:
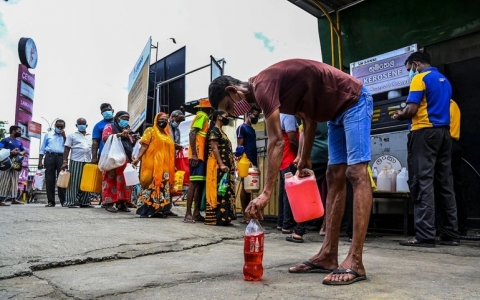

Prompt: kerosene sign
xmin=15 ymin=37 xmax=38 ymax=185
xmin=350 ymin=44 xmax=417 ymax=95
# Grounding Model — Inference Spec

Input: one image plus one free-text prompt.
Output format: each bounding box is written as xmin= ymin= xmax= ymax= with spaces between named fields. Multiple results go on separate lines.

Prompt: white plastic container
xmin=244 ymin=167 xmax=260 ymax=193
xmin=372 ymin=167 xmax=378 ymax=184
xmin=377 ymin=167 xmax=392 ymax=191
xmin=123 ymin=163 xmax=140 ymax=186
xmin=396 ymin=167 xmax=409 ymax=192
xmin=388 ymin=169 xmax=398 ymax=192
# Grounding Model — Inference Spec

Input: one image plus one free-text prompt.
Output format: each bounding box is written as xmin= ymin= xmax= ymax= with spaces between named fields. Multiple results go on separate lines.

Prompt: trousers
xmin=407 ymin=127 xmax=459 ymax=242
xmin=44 ymin=153 xmax=66 ymax=205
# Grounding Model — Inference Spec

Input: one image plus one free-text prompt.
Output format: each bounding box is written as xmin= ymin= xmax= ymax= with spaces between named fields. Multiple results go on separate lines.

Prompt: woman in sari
xmin=101 ymin=111 xmax=136 ymax=213
xmin=205 ymin=110 xmax=236 ymax=226
xmin=132 ymin=112 xmax=175 ymax=218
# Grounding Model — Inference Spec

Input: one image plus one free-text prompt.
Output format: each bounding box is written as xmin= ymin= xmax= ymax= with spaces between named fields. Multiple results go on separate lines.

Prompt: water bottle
xmin=218 ymin=173 xmax=228 ymax=196
xmin=243 ymin=219 xmax=264 ymax=281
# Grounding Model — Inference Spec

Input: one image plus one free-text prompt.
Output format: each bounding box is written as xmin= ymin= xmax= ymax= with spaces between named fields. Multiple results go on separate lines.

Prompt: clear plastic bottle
xmin=243 ymin=219 xmax=264 ymax=281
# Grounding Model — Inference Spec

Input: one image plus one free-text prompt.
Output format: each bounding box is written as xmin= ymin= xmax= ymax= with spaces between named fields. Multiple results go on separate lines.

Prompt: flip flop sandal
xmin=286 ymin=234 xmax=304 ymax=243
xmin=194 ymin=215 xmax=205 ymax=222
xmin=183 ymin=216 xmax=196 ymax=223
xmin=117 ymin=207 xmax=131 ymax=212
xmin=322 ymin=268 xmax=367 ymax=285
xmin=105 ymin=206 xmax=117 ymax=213
xmin=288 ymin=261 xmax=333 ymax=274
xmin=282 ymin=229 xmax=294 ymax=234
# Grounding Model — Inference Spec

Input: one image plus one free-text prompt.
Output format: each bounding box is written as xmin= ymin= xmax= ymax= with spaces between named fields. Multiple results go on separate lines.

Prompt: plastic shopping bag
xmin=32 ymin=169 xmax=45 ymax=190
xmin=132 ymin=141 xmax=141 ymax=160
xmin=98 ymin=135 xmax=127 ymax=172
xmin=175 ymin=150 xmax=190 ymax=185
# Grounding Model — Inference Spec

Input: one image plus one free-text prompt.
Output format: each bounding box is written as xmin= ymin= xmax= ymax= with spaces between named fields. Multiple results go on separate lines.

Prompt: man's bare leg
xmin=193 ymin=181 xmax=205 ymax=221
xmin=289 ymin=164 xmax=347 ymax=272
xmin=184 ymin=181 xmax=200 ymax=223
xmin=323 ymin=162 xmax=372 ymax=283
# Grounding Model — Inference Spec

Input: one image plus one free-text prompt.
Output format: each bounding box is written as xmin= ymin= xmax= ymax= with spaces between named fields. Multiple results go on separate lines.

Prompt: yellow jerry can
xmin=80 ymin=164 xmax=103 ymax=193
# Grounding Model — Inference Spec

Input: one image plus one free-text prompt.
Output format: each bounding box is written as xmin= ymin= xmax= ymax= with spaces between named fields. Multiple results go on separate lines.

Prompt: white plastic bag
xmin=132 ymin=141 xmax=141 ymax=160
xmin=32 ymin=169 xmax=45 ymax=190
xmin=98 ymin=135 xmax=127 ymax=172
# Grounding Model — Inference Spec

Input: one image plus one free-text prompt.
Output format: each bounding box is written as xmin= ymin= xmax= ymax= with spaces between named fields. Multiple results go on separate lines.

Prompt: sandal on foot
xmin=282 ymin=229 xmax=294 ymax=234
xmin=183 ymin=215 xmax=196 ymax=223
xmin=276 ymin=226 xmax=282 ymax=231
xmin=399 ymin=238 xmax=435 ymax=248
xmin=11 ymin=200 xmax=24 ymax=205
xmin=322 ymin=268 xmax=367 ymax=285
xmin=286 ymin=234 xmax=304 ymax=243
xmin=105 ymin=206 xmax=117 ymax=213
xmin=288 ymin=261 xmax=333 ymax=274
xmin=117 ymin=207 xmax=131 ymax=212
xmin=194 ymin=215 xmax=205 ymax=222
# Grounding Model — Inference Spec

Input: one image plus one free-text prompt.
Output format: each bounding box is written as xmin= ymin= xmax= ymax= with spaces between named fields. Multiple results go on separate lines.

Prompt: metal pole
xmin=156 ymin=59 xmax=225 ymax=89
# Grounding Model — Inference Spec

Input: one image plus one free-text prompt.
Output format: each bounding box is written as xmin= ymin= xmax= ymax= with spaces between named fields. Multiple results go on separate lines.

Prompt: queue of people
xmin=0 ymin=54 xmax=467 ymax=287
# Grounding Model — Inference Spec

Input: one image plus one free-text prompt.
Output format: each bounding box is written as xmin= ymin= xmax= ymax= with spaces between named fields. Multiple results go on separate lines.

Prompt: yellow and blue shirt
xmin=407 ymin=67 xmax=452 ymax=131
xmin=450 ymin=99 xmax=461 ymax=140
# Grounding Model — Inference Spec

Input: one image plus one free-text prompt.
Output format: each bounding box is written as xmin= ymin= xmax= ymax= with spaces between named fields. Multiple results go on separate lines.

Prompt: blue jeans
xmin=328 ymin=86 xmax=373 ymax=165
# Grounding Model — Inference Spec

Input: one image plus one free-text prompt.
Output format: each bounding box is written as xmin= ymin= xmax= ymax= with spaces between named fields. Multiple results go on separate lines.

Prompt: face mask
xmin=171 ymin=121 xmax=178 ymax=128
xmin=221 ymin=117 xmax=230 ymax=126
xmin=77 ymin=124 xmax=87 ymax=132
xmin=102 ymin=110 xmax=113 ymax=120
xmin=14 ymin=132 xmax=21 ymax=138
xmin=118 ymin=119 xmax=129 ymax=128
xmin=250 ymin=116 xmax=259 ymax=124
xmin=409 ymin=64 xmax=419 ymax=81
xmin=233 ymin=99 xmax=252 ymax=117
xmin=409 ymin=69 xmax=419 ymax=81
xmin=157 ymin=121 xmax=167 ymax=128
xmin=54 ymin=127 xmax=62 ymax=134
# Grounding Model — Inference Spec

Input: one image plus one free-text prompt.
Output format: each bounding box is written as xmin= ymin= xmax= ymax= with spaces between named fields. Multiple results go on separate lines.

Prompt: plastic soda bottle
xmin=243 ymin=219 xmax=264 ymax=281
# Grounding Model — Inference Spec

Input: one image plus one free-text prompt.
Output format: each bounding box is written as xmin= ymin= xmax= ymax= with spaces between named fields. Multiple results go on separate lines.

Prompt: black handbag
xmin=11 ymin=155 xmax=24 ymax=171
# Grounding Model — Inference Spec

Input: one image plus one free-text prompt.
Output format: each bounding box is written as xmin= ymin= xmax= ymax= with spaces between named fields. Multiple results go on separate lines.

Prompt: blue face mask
xmin=118 ymin=119 xmax=129 ymax=128
xmin=171 ymin=121 xmax=178 ymax=128
xmin=102 ymin=110 xmax=113 ymax=120
xmin=409 ymin=69 xmax=419 ymax=81
xmin=77 ymin=124 xmax=87 ymax=132
xmin=54 ymin=127 xmax=62 ymax=134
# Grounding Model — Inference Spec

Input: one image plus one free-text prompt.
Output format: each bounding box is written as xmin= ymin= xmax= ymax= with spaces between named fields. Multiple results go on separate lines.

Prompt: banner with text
xmin=128 ymin=37 xmax=151 ymax=131
xmin=350 ymin=44 xmax=417 ymax=95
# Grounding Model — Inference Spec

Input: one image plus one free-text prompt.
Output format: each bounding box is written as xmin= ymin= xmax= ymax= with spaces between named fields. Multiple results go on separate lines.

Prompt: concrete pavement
xmin=1 ymin=204 xmax=479 ymax=299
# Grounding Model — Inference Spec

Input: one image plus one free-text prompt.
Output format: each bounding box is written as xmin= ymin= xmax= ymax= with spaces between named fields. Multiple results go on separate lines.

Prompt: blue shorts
xmin=189 ymin=160 xmax=206 ymax=181
xmin=328 ymin=86 xmax=373 ymax=165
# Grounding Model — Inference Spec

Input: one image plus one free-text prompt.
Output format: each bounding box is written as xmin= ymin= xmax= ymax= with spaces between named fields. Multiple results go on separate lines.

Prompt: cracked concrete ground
xmin=1 ymin=204 xmax=479 ymax=299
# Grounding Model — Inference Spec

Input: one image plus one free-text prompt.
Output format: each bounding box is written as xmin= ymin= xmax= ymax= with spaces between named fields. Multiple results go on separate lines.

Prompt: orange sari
xmin=136 ymin=113 xmax=175 ymax=216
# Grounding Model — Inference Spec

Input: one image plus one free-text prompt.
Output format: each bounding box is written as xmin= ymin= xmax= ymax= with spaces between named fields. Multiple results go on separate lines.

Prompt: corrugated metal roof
xmin=288 ymin=0 xmax=366 ymax=17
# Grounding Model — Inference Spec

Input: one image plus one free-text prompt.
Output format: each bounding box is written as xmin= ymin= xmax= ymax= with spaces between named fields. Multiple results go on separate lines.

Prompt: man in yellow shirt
xmin=184 ymin=99 xmax=211 ymax=223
